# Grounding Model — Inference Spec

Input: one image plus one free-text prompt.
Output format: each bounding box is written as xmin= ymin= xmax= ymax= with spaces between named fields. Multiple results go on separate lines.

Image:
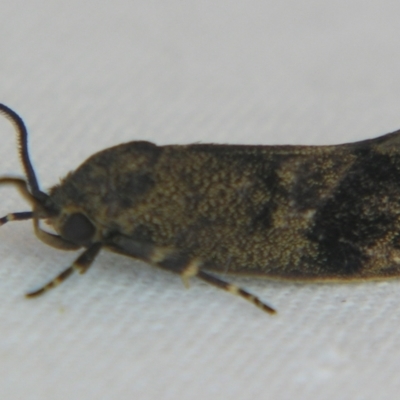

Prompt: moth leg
xmin=196 ymin=270 xmax=276 ymax=314
xmin=0 ymin=177 xmax=79 ymax=250
xmin=0 ymin=210 xmax=79 ymax=250
xmin=0 ymin=211 xmax=33 ymax=226
xmin=151 ymin=252 xmax=276 ymax=313
xmin=180 ymin=259 xmax=201 ymax=289
xmin=0 ymin=178 xmax=37 ymax=225
xmin=0 ymin=177 xmax=38 ymax=207
xmin=26 ymin=242 xmax=102 ymax=297
xmin=107 ymin=236 xmax=276 ymax=314
xmin=33 ymin=216 xmax=80 ymax=250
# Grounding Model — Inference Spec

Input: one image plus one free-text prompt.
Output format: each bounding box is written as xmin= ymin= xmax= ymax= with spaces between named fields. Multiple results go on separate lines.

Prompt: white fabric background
xmin=1 ymin=1 xmax=400 ymax=399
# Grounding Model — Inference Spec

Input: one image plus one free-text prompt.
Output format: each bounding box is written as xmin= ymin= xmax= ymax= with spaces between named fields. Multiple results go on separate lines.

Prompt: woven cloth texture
xmin=1 ymin=1 xmax=400 ymax=399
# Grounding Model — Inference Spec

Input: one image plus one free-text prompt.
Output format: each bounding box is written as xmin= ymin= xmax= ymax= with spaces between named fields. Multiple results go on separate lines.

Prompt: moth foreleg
xmin=26 ymin=242 xmax=102 ymax=297
xmin=33 ymin=217 xmax=81 ymax=250
xmin=0 ymin=177 xmax=38 ymax=208
xmin=0 ymin=211 xmax=33 ymax=226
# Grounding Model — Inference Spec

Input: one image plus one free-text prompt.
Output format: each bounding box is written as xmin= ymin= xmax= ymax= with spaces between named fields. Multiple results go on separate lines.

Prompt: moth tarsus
xmin=2 ymin=103 xmax=400 ymax=315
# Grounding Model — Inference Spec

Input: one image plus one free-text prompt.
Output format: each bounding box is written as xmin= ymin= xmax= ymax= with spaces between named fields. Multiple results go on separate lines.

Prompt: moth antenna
xmin=0 ymin=104 xmax=48 ymax=203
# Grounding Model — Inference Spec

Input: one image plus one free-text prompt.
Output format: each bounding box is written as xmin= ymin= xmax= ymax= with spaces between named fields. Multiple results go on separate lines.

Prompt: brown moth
xmin=1 ymin=103 xmax=400 ymax=314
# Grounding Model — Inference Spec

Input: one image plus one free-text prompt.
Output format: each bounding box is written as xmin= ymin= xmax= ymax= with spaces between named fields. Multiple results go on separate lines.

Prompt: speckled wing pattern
xmin=50 ymin=129 xmax=400 ymax=282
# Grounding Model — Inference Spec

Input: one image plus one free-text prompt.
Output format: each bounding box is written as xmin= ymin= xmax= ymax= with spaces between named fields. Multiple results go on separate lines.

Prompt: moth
xmin=1 ymin=103 xmax=400 ymax=314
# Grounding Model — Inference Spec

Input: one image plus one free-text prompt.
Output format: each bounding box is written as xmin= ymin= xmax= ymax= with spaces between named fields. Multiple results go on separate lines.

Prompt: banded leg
xmin=0 ymin=211 xmax=33 ymax=226
xmin=26 ymin=242 xmax=102 ymax=297
xmin=107 ymin=236 xmax=276 ymax=314
xmin=197 ymin=270 xmax=276 ymax=314
xmin=155 ymin=251 xmax=276 ymax=314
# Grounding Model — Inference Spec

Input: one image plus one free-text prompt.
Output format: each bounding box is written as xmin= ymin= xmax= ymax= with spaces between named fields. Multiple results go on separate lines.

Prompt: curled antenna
xmin=0 ymin=104 xmax=48 ymax=202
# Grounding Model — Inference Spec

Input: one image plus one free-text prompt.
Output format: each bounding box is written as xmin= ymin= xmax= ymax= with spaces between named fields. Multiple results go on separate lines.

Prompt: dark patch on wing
xmin=251 ymin=203 xmax=275 ymax=230
xmin=308 ymin=148 xmax=400 ymax=276
xmin=289 ymin=163 xmax=326 ymax=211
xmin=391 ymin=233 xmax=400 ymax=250
xmin=107 ymin=172 xmax=155 ymax=209
xmin=250 ymin=157 xmax=288 ymax=230
xmin=117 ymin=172 xmax=155 ymax=197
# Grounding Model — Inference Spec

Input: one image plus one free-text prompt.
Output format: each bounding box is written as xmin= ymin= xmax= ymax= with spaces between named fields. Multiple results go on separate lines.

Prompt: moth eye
xmin=61 ymin=213 xmax=95 ymax=245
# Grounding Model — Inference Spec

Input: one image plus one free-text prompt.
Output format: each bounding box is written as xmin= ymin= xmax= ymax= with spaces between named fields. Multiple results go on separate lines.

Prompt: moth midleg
xmin=26 ymin=242 xmax=102 ymax=297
